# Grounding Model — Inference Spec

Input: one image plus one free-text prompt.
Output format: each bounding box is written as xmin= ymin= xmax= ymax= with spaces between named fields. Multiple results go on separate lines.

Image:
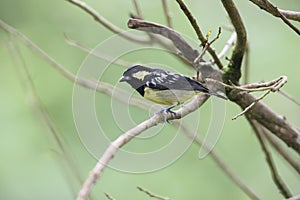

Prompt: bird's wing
xmin=144 ymin=69 xmax=209 ymax=93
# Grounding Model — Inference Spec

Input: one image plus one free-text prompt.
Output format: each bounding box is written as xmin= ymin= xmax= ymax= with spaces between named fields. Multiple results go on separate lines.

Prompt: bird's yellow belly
xmin=144 ymin=88 xmax=197 ymax=105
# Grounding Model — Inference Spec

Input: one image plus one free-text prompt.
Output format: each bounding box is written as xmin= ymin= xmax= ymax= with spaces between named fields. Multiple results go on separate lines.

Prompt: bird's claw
xmin=154 ymin=104 xmax=178 ymax=122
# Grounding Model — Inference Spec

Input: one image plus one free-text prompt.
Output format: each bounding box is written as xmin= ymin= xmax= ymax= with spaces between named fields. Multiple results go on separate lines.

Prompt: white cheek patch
xmin=132 ymin=71 xmax=150 ymax=80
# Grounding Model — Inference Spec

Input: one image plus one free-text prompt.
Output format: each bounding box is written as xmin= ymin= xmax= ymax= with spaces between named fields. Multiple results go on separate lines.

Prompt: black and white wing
xmin=143 ymin=69 xmax=210 ymax=93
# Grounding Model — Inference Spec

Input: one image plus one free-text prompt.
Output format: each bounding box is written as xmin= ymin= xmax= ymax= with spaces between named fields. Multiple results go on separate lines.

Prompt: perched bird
xmin=119 ymin=65 xmax=227 ymax=117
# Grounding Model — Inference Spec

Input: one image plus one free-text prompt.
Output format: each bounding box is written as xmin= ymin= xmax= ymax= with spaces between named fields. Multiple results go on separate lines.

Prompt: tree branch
xmin=230 ymin=89 xmax=300 ymax=154
xmin=104 ymin=192 xmax=116 ymax=200
xmin=263 ymin=129 xmax=300 ymax=175
xmin=248 ymin=118 xmax=292 ymax=198
xmin=137 ymin=186 xmax=171 ymax=200
xmin=128 ymin=18 xmax=199 ymax=65
xmin=0 ymin=19 xmax=150 ymax=111
xmin=132 ymin=0 xmax=143 ymax=19
xmin=66 ymin=0 xmax=151 ymax=42
xmin=221 ymin=0 xmax=247 ymax=84
xmin=161 ymin=0 xmax=173 ymax=28
xmin=175 ymin=0 xmax=224 ymax=69
xmin=249 ymin=0 xmax=300 ymax=35
xmin=177 ymin=122 xmax=261 ymax=200
xmin=76 ymin=94 xmax=208 ymax=200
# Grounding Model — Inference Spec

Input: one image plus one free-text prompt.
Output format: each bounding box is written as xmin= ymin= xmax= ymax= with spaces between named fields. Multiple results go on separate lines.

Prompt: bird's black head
xmin=119 ymin=65 xmax=153 ymax=96
xmin=119 ymin=65 xmax=152 ymax=87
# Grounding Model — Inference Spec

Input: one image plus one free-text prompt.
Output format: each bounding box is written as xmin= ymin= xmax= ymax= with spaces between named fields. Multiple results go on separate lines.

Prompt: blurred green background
xmin=1 ymin=0 xmax=300 ymax=199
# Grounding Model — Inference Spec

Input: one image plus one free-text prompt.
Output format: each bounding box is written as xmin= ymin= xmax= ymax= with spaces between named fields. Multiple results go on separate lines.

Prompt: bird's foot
xmin=154 ymin=104 xmax=178 ymax=122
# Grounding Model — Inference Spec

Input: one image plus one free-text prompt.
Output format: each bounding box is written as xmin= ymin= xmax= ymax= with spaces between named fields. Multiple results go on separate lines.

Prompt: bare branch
xmin=128 ymin=18 xmax=199 ymax=65
xmin=6 ymin=36 xmax=84 ymax=198
xmin=207 ymin=76 xmax=287 ymax=93
xmin=221 ymin=0 xmax=247 ymax=84
xmin=137 ymin=186 xmax=171 ymax=200
xmin=104 ymin=192 xmax=116 ymax=200
xmin=286 ymin=194 xmax=300 ymax=200
xmin=161 ymin=0 xmax=173 ymax=28
xmin=279 ymin=90 xmax=300 ymax=107
xmin=229 ymin=89 xmax=300 ymax=154
xmin=232 ymin=76 xmax=288 ymax=119
xmin=66 ymin=0 xmax=151 ymax=42
xmin=279 ymin=10 xmax=300 ymax=22
xmin=247 ymin=118 xmax=292 ymax=198
xmin=132 ymin=0 xmax=143 ymax=19
xmin=177 ymin=122 xmax=261 ymax=200
xmin=193 ymin=27 xmax=222 ymax=65
xmin=218 ymin=32 xmax=237 ymax=61
xmin=0 ymin=19 xmax=149 ymax=111
xmin=249 ymin=0 xmax=300 ymax=34
xmin=175 ymin=0 xmax=224 ymax=69
xmin=264 ymin=129 xmax=300 ymax=175
xmin=64 ymin=34 xmax=133 ymax=67
xmin=76 ymin=94 xmax=209 ymax=200
xmin=232 ymin=89 xmax=271 ymax=120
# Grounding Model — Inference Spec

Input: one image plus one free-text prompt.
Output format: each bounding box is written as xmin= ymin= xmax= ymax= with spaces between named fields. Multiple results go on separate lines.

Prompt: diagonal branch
xmin=76 ymin=95 xmax=209 ymax=200
xmin=249 ymin=0 xmax=300 ymax=35
xmin=175 ymin=0 xmax=224 ymax=69
xmin=137 ymin=186 xmax=171 ymax=200
xmin=229 ymin=89 xmax=300 ymax=154
xmin=263 ymin=129 xmax=300 ymax=175
xmin=177 ymin=122 xmax=261 ymax=200
xmin=0 ymin=19 xmax=149 ymax=110
xmin=128 ymin=18 xmax=199 ymax=65
xmin=66 ymin=0 xmax=151 ymax=42
xmin=161 ymin=0 xmax=173 ymax=28
xmin=247 ymin=118 xmax=292 ymax=198
xmin=249 ymin=0 xmax=300 ymax=22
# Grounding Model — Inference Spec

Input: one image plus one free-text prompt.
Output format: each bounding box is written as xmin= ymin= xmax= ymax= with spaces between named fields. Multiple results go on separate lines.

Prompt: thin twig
xmin=64 ymin=33 xmax=133 ymax=67
xmin=0 ymin=19 xmax=149 ymax=111
xmin=232 ymin=89 xmax=271 ymax=120
xmin=175 ymin=0 xmax=223 ymax=69
xmin=229 ymin=87 xmax=300 ymax=154
xmin=161 ymin=0 xmax=173 ymax=28
xmin=137 ymin=186 xmax=171 ymax=200
xmin=176 ymin=121 xmax=261 ymax=200
xmin=5 ymin=38 xmax=85 ymax=198
xmin=206 ymin=76 xmax=287 ymax=93
xmin=218 ymin=32 xmax=237 ymax=60
xmin=67 ymin=0 xmax=150 ymax=42
xmin=241 ymin=76 xmax=287 ymax=91
xmin=279 ymin=90 xmax=300 ymax=107
xmin=193 ymin=27 xmax=222 ymax=65
xmin=247 ymin=118 xmax=292 ymax=198
xmin=249 ymin=0 xmax=300 ymax=34
xmin=262 ymin=0 xmax=300 ymax=35
xmin=263 ymin=129 xmax=300 ymax=175
xmin=104 ymin=192 xmax=116 ymax=200
xmin=132 ymin=0 xmax=143 ymax=19
xmin=231 ymin=77 xmax=287 ymax=120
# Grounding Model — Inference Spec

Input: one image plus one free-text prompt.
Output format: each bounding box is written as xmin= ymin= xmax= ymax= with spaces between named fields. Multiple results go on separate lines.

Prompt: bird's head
xmin=119 ymin=65 xmax=152 ymax=89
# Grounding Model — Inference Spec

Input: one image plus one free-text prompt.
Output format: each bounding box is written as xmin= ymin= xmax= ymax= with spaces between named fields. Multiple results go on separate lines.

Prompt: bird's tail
xmin=208 ymin=90 xmax=228 ymax=100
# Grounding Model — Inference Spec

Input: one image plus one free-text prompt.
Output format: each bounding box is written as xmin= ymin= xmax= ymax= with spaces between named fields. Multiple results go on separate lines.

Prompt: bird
xmin=119 ymin=65 xmax=227 ymax=119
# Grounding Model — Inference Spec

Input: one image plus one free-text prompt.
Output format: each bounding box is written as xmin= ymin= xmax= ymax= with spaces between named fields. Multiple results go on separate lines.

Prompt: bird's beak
xmin=119 ymin=76 xmax=131 ymax=82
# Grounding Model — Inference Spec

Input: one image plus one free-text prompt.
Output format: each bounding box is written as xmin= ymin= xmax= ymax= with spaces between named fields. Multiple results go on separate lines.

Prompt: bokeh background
xmin=1 ymin=0 xmax=300 ymax=199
